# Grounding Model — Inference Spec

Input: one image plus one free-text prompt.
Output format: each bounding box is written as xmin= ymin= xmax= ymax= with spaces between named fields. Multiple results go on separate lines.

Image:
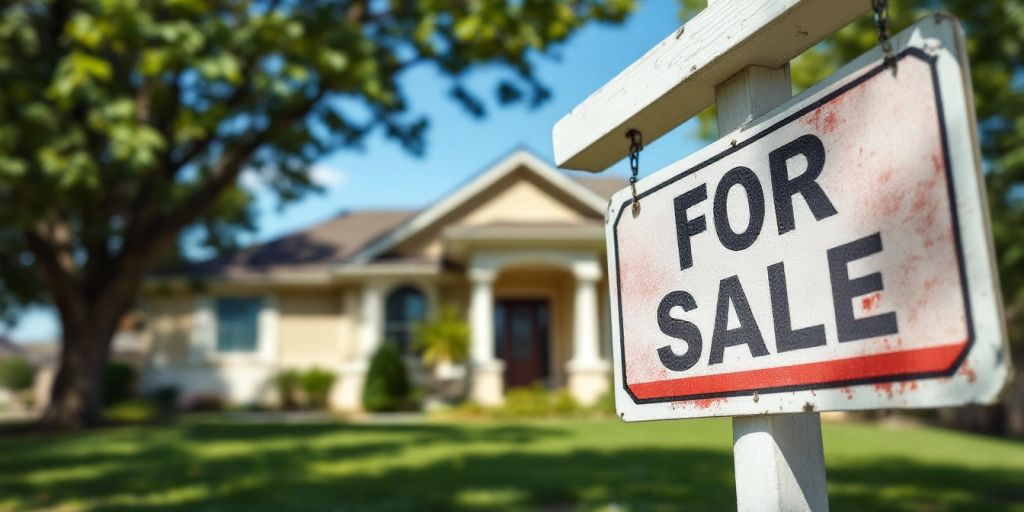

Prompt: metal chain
xmin=627 ymin=129 xmax=643 ymax=217
xmin=872 ymin=0 xmax=897 ymax=73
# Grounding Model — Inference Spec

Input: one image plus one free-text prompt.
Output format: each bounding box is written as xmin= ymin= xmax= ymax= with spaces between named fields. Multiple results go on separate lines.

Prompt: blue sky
xmin=8 ymin=2 xmax=707 ymax=343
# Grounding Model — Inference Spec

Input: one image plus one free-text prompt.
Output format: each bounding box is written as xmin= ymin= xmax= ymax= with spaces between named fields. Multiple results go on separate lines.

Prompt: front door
xmin=495 ymin=299 xmax=550 ymax=388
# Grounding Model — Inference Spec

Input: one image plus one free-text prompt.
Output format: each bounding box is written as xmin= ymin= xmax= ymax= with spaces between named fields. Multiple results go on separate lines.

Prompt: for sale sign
xmin=607 ymin=18 xmax=1011 ymax=421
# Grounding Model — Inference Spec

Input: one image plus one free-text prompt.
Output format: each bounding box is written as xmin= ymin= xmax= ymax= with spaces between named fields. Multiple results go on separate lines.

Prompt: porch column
xmin=468 ymin=267 xmax=504 ymax=406
xmin=359 ymin=281 xmax=385 ymax=359
xmin=568 ymin=259 xmax=610 ymax=406
xmin=335 ymin=282 xmax=385 ymax=412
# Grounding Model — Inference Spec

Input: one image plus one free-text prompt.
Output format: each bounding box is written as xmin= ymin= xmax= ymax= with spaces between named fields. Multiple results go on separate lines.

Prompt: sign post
xmin=714 ymin=62 xmax=829 ymax=511
xmin=553 ymin=3 xmax=1013 ymax=511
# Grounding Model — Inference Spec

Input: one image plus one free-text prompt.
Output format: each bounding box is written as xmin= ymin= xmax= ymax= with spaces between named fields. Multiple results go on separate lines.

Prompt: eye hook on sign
xmin=627 ymin=129 xmax=643 ymax=218
xmin=873 ymin=0 xmax=898 ymax=75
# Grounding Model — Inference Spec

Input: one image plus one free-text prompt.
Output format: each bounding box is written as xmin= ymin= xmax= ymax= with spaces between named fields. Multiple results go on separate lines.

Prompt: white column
xmin=572 ymin=269 xmax=601 ymax=365
xmin=468 ymin=266 xmax=503 ymax=406
xmin=335 ymin=282 xmax=386 ymax=412
xmin=258 ymin=294 xmax=279 ymax=365
xmin=567 ymin=258 xmax=608 ymax=406
xmin=469 ymin=268 xmax=496 ymax=365
xmin=359 ymin=282 xmax=385 ymax=359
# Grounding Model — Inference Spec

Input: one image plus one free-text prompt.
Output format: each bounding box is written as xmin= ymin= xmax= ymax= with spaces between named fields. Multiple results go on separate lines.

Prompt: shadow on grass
xmin=0 ymin=422 xmax=1021 ymax=511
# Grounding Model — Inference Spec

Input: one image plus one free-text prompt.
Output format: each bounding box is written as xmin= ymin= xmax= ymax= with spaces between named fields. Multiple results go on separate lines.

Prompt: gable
xmin=385 ymin=166 xmax=602 ymax=260
xmin=349 ymin=149 xmax=607 ymax=265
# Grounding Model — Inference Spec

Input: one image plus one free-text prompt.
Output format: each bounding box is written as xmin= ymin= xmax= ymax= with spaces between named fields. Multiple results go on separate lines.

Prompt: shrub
xmin=105 ymin=399 xmax=159 ymax=424
xmin=273 ymin=369 xmax=302 ymax=409
xmin=103 ymin=362 xmax=137 ymax=405
xmin=493 ymin=384 xmax=583 ymax=419
xmin=300 ymin=368 xmax=336 ymax=409
xmin=0 ymin=357 xmax=34 ymax=391
xmin=362 ymin=344 xmax=412 ymax=412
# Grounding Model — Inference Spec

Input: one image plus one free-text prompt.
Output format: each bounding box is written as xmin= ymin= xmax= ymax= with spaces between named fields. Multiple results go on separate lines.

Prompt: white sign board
xmin=607 ymin=17 xmax=1011 ymax=422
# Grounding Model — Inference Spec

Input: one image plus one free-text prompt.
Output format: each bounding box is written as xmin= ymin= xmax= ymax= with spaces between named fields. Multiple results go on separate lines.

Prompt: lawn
xmin=1 ymin=416 xmax=1022 ymax=511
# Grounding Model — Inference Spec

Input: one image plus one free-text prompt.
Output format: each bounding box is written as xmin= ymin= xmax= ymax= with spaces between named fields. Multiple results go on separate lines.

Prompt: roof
xmin=0 ymin=336 xmax=23 ymax=359
xmin=179 ymin=150 xmax=621 ymax=278
xmin=574 ymin=176 xmax=626 ymax=199
xmin=188 ymin=210 xmax=414 ymax=276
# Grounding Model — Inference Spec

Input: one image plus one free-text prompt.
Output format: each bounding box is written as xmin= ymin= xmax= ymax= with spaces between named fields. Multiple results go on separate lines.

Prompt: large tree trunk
xmin=38 ymin=294 xmax=131 ymax=429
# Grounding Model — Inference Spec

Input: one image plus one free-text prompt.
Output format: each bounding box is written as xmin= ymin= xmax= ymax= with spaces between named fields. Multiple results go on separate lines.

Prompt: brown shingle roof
xmin=188 ymin=210 xmax=415 ymax=276
xmin=179 ymin=156 xmax=622 ymax=277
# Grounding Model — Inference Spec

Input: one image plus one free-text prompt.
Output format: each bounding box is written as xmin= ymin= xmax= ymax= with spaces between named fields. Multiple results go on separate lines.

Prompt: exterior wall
xmin=277 ymin=291 xmax=344 ymax=368
xmin=145 ymin=295 xmax=197 ymax=366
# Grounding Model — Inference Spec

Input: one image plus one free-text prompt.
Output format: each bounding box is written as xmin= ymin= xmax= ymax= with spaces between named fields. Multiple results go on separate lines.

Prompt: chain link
xmin=627 ymin=129 xmax=643 ymax=217
xmin=873 ymin=0 xmax=897 ymax=73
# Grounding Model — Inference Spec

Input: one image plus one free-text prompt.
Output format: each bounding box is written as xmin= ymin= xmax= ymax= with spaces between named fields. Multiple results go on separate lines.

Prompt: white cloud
xmin=308 ymin=163 xmax=349 ymax=188
xmin=238 ymin=162 xmax=349 ymax=191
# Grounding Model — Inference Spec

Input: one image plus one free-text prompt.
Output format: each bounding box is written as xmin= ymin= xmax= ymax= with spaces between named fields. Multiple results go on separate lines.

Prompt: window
xmin=384 ymin=286 xmax=427 ymax=354
xmin=215 ymin=298 xmax=262 ymax=353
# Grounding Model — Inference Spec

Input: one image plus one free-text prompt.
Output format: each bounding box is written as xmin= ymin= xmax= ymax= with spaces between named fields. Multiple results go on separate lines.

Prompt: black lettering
xmin=827 ymin=232 xmax=899 ymax=342
xmin=657 ymin=291 xmax=703 ymax=372
xmin=713 ymin=166 xmax=765 ymax=252
xmin=709 ymin=276 xmax=769 ymax=364
xmin=769 ymin=134 xmax=838 ymax=235
xmin=768 ymin=262 xmax=827 ymax=352
xmin=674 ymin=185 xmax=708 ymax=270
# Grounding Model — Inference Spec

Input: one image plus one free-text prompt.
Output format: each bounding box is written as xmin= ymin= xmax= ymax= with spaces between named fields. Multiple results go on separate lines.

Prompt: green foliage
xmin=104 ymin=398 xmax=159 ymax=424
xmin=682 ymin=1 xmax=1024 ymax=357
xmin=273 ymin=369 xmax=301 ymax=410
xmin=102 ymin=361 xmax=136 ymax=405
xmin=492 ymin=384 xmax=582 ymax=418
xmin=0 ymin=357 xmax=34 ymax=391
xmin=299 ymin=367 xmax=336 ymax=410
xmin=415 ymin=303 xmax=470 ymax=365
xmin=0 ymin=0 xmax=638 ymax=315
xmin=0 ymin=0 xmax=637 ymax=424
xmin=362 ymin=344 xmax=412 ymax=412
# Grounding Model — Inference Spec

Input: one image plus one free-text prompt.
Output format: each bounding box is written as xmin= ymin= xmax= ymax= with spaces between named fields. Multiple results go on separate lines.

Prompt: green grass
xmin=0 ymin=417 xmax=1022 ymax=511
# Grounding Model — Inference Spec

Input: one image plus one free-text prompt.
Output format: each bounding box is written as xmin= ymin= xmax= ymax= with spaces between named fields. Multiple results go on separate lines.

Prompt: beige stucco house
xmin=141 ymin=149 xmax=622 ymax=411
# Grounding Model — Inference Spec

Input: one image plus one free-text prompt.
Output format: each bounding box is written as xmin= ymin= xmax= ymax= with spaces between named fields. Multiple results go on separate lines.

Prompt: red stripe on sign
xmin=628 ymin=342 xmax=966 ymax=400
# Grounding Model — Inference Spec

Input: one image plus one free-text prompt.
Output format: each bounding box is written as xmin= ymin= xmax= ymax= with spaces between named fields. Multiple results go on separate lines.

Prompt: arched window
xmin=384 ymin=285 xmax=427 ymax=354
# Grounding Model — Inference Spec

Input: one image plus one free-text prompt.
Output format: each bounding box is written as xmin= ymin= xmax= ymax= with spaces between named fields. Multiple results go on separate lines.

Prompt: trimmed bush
xmin=300 ymin=368 xmax=336 ymax=409
xmin=496 ymin=384 xmax=583 ymax=418
xmin=362 ymin=344 xmax=412 ymax=412
xmin=0 ymin=357 xmax=34 ymax=391
xmin=103 ymin=362 xmax=137 ymax=405
xmin=273 ymin=369 xmax=302 ymax=409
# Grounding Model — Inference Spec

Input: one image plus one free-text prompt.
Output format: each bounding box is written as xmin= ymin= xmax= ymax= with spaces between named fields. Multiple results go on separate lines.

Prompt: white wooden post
xmin=713 ymin=56 xmax=829 ymax=512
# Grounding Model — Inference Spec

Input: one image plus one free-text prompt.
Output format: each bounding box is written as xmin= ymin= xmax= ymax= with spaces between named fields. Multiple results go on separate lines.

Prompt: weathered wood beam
xmin=552 ymin=0 xmax=870 ymax=172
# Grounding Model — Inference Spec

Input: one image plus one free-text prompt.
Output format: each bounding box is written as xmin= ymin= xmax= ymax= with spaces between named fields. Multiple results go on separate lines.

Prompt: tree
xmin=0 ymin=0 xmax=636 ymax=428
xmin=682 ymin=0 xmax=1024 ymax=433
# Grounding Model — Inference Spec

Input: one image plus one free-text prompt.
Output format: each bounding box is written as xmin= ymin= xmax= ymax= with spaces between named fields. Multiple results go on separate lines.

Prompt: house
xmin=141 ymin=149 xmax=623 ymax=411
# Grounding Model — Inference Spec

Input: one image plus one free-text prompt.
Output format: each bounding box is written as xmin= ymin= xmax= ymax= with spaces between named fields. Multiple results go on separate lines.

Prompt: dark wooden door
xmin=495 ymin=299 xmax=550 ymax=388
